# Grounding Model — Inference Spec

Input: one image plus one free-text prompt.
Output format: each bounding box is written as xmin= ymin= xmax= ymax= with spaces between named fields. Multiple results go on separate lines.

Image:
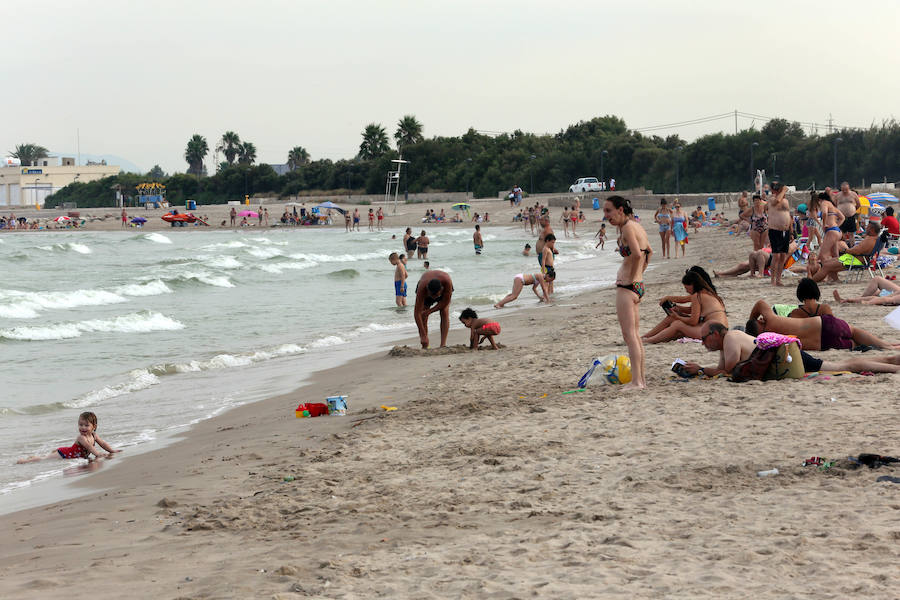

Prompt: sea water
xmin=0 ymin=222 xmax=618 ymax=506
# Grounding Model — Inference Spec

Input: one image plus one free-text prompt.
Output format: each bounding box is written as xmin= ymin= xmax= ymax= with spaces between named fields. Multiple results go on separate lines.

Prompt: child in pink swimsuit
xmin=459 ymin=307 xmax=501 ymax=350
xmin=17 ymin=411 xmax=120 ymax=464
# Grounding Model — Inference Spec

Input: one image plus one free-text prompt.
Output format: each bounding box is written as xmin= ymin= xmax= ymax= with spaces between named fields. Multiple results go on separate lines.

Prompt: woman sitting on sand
xmin=642 ymin=268 xmax=728 ymax=343
xmin=834 ymin=275 xmax=900 ymax=306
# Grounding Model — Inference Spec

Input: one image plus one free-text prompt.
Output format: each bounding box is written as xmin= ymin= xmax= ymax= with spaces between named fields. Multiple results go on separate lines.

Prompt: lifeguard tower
xmin=137 ymin=182 xmax=167 ymax=209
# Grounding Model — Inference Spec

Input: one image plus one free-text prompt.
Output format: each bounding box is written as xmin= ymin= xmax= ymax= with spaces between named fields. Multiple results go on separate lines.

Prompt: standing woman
xmin=671 ymin=202 xmax=688 ymax=258
xmin=605 ymin=196 xmax=652 ymax=389
xmin=560 ymin=206 xmax=571 ymax=238
xmin=744 ymin=193 xmax=768 ymax=251
xmin=809 ymin=191 xmax=844 ymax=264
xmin=654 ymin=198 xmax=672 ymax=259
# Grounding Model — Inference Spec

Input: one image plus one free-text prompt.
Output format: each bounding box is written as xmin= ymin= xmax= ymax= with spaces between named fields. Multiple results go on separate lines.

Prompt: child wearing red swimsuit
xmin=458 ymin=307 xmax=501 ymax=350
xmin=17 ymin=411 xmax=120 ymax=464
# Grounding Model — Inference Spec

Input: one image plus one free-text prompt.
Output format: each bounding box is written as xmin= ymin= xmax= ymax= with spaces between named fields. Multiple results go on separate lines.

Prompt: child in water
xmin=459 ymin=307 xmax=501 ymax=350
xmin=595 ymin=223 xmax=607 ymax=249
xmin=17 ymin=411 xmax=120 ymax=463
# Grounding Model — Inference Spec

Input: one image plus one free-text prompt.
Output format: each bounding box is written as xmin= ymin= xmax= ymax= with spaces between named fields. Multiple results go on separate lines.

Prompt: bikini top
xmin=617 ymin=241 xmax=651 ymax=259
xmin=798 ymin=304 xmax=820 ymax=317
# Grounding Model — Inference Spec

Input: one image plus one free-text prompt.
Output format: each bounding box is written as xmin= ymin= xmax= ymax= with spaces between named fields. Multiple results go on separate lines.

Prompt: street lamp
xmin=529 ymin=155 xmax=536 ymax=195
xmin=833 ymin=137 xmax=843 ymax=188
xmin=771 ymin=153 xmax=777 ymax=178
xmin=675 ymin=146 xmax=683 ymax=195
xmin=600 ymin=150 xmax=609 ymax=189
xmin=750 ymin=142 xmax=759 ymax=189
xmin=465 ymin=157 xmax=473 ymax=200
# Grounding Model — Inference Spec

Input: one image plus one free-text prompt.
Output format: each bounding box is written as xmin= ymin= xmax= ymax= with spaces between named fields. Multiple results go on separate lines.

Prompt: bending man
xmin=414 ymin=270 xmax=454 ymax=349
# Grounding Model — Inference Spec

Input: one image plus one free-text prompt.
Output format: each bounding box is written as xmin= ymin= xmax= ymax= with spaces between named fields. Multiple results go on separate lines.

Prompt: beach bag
xmin=579 ymin=354 xmax=632 ymax=387
xmin=769 ymin=341 xmax=804 ymax=380
xmin=730 ymin=346 xmax=778 ymax=382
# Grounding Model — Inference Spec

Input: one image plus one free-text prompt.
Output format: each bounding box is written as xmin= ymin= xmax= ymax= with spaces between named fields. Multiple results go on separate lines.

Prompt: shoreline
xmin=3 ymin=212 xmax=900 ymax=598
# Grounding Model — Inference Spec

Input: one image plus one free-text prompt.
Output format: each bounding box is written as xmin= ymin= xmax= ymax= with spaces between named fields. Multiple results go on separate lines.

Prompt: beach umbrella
xmin=451 ymin=203 xmax=471 ymax=211
xmin=868 ymin=192 xmax=898 ymax=203
xmin=238 ymin=210 xmax=259 ymax=218
xmin=870 ymin=202 xmax=886 ymax=216
xmin=131 ymin=216 xmax=147 ymax=224
xmin=53 ymin=216 xmax=71 ymax=222
xmin=315 ymin=201 xmax=345 ymax=214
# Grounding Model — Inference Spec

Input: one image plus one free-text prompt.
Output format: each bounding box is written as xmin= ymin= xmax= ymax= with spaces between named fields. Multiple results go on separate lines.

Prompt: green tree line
xmin=47 ymin=115 xmax=900 ymax=208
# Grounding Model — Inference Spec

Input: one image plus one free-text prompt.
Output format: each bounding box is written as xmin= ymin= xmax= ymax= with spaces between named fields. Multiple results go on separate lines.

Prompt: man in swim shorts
xmin=473 ymin=224 xmax=483 ymax=255
xmin=413 ymin=270 xmax=453 ymax=349
xmin=766 ymin=180 xmax=792 ymax=287
xmin=835 ymin=181 xmax=860 ymax=240
xmin=535 ymin=216 xmax=555 ymax=270
xmin=745 ymin=299 xmax=900 ymax=351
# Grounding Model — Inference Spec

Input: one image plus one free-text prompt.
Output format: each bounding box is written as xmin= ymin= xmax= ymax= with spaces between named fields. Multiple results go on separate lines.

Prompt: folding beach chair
xmin=845 ymin=233 xmax=887 ymax=281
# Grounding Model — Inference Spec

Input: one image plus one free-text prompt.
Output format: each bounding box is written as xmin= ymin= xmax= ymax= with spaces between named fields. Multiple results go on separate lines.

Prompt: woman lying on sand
xmin=642 ymin=268 xmax=727 ymax=343
xmin=833 ymin=276 xmax=900 ymax=306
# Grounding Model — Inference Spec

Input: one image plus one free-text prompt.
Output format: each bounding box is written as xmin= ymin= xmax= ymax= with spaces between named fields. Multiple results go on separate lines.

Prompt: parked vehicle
xmin=569 ymin=177 xmax=602 ymax=193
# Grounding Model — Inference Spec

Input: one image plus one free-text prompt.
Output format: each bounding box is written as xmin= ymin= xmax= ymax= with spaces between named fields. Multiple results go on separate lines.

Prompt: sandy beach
xmin=2 ymin=200 xmax=900 ymax=599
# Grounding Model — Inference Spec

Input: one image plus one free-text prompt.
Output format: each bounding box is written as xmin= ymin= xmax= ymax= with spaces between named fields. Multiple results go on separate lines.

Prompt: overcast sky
xmin=2 ymin=0 xmax=898 ymax=173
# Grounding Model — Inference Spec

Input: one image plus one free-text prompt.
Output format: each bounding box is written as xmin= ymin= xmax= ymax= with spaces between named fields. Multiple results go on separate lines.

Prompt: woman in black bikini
xmin=605 ymin=196 xmax=652 ymax=389
xmin=642 ymin=269 xmax=728 ymax=343
xmin=788 ymin=277 xmax=833 ymax=318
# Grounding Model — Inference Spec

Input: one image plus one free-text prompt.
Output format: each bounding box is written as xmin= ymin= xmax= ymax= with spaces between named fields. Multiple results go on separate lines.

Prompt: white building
xmin=0 ymin=157 xmax=120 ymax=207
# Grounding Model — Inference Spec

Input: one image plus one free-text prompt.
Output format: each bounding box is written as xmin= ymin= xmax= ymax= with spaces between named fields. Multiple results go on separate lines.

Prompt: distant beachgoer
xmin=541 ymin=234 xmax=557 ymax=294
xmin=17 ymin=411 xmax=120 ymax=464
xmin=535 ymin=215 xmax=555 ymax=271
xmin=737 ymin=191 xmax=749 ymax=220
xmin=606 ymin=196 xmax=651 ymax=389
xmin=610 ymin=178 xmax=616 ymax=191
xmin=654 ymin=198 xmax=672 ymax=259
xmin=766 ymin=179 xmax=792 ymax=287
xmin=121 ymin=208 xmax=127 ymax=228
xmin=835 ymin=181 xmax=860 ymax=241
xmin=882 ymin=206 xmax=900 ymax=235
xmin=522 ymin=243 xmax=531 ymax=256
xmin=230 ymin=206 xmax=236 ymax=227
xmin=416 ymin=230 xmax=429 ymax=259
xmin=353 ymin=208 xmax=360 ymax=231
xmin=367 ymin=209 xmax=375 ymax=231
xmin=494 ymin=272 xmax=552 ymax=308
xmin=807 ymin=221 xmax=881 ymax=283
xmin=376 ymin=207 xmax=384 ymax=231
xmin=414 ymin=270 xmax=453 ymax=349
xmin=513 ymin=184 xmax=523 ymax=206
xmin=473 ymin=224 xmax=483 ymax=255
xmin=423 ymin=260 xmax=430 ymax=269
xmin=240 ymin=217 xmax=248 ymax=227
xmin=560 ymin=206 xmax=571 ymax=238
xmin=744 ymin=194 xmax=768 ymax=251
xmin=389 ymin=252 xmax=408 ymax=307
xmin=672 ymin=202 xmax=688 ymax=257
xmin=459 ymin=307 xmax=500 ymax=350
xmin=404 ymin=227 xmax=416 ymax=254
xmin=258 ymin=205 xmax=263 ymax=226
xmin=595 ymin=223 xmax=607 ymax=249
xmin=264 ymin=208 xmax=269 ymax=226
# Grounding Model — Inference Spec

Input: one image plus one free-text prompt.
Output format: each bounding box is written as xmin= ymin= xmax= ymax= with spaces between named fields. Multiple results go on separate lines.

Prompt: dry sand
xmin=2 ymin=202 xmax=900 ymax=599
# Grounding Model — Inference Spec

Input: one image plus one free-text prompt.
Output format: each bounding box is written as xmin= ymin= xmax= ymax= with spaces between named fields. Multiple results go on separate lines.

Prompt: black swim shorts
xmin=840 ymin=214 xmax=857 ymax=234
xmin=768 ymin=229 xmax=791 ymax=254
xmin=800 ymin=350 xmax=823 ymax=373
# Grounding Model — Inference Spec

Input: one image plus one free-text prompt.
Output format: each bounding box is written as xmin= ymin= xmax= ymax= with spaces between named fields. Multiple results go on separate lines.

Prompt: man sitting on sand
xmin=807 ymin=221 xmax=883 ymax=283
xmin=745 ymin=299 xmax=900 ymax=351
xmin=682 ymin=322 xmax=900 ymax=376
xmin=833 ymin=276 xmax=900 ymax=306
xmin=414 ymin=270 xmax=454 ymax=349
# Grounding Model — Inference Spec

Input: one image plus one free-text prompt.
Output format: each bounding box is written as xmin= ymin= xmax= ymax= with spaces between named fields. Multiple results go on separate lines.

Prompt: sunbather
xmin=745 ymin=299 xmax=900 ymax=350
xmin=833 ymin=276 xmax=900 ymax=306
xmin=643 ymin=268 xmax=727 ymax=343
xmin=807 ymin=221 xmax=882 ymax=282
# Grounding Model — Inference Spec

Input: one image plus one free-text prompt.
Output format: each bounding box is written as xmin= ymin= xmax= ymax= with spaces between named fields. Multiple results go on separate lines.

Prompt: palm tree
xmin=394 ymin=115 xmax=424 ymax=151
xmin=358 ymin=123 xmax=390 ymax=160
xmin=287 ymin=146 xmax=310 ymax=171
xmin=238 ymin=142 xmax=257 ymax=165
xmin=216 ymin=131 xmax=241 ymax=165
xmin=184 ymin=134 xmax=208 ymax=176
xmin=10 ymin=143 xmax=49 ymax=166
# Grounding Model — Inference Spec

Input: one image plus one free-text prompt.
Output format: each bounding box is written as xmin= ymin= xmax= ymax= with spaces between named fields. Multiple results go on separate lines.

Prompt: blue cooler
xmin=707 ymin=197 xmax=716 ymax=212
xmin=187 ymin=200 xmax=197 ymax=210
xmin=592 ymin=198 xmax=600 ymax=210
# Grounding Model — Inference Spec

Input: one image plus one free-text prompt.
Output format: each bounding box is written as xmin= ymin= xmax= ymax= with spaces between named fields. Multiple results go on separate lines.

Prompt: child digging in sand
xmin=17 ymin=411 xmax=120 ymax=463
xmin=459 ymin=308 xmax=501 ymax=350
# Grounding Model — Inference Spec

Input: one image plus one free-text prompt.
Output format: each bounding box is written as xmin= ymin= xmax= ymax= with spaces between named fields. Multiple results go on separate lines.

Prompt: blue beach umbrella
xmin=315 ymin=201 xmax=345 ymax=214
xmin=131 ymin=217 xmax=147 ymax=224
